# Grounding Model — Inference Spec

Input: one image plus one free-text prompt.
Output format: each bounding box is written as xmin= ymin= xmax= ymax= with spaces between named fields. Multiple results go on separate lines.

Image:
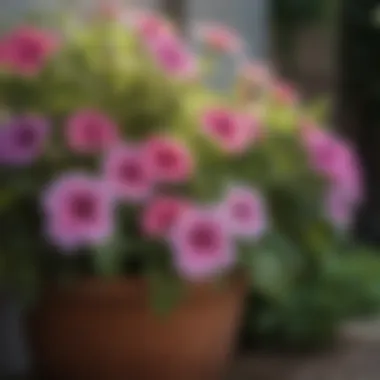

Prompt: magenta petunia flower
xmin=103 ymin=143 xmax=154 ymax=202
xmin=66 ymin=109 xmax=119 ymax=154
xmin=141 ymin=195 xmax=190 ymax=237
xmin=147 ymin=34 xmax=197 ymax=79
xmin=195 ymin=23 xmax=243 ymax=54
xmin=0 ymin=26 xmax=59 ymax=76
xmin=221 ymin=185 xmax=267 ymax=240
xmin=42 ymin=172 xmax=115 ymax=250
xmin=144 ymin=136 xmax=194 ymax=183
xmin=0 ymin=115 xmax=49 ymax=165
xmin=169 ymin=207 xmax=236 ymax=280
xmin=201 ymin=107 xmax=259 ymax=153
xmin=0 ymin=41 xmax=8 ymax=66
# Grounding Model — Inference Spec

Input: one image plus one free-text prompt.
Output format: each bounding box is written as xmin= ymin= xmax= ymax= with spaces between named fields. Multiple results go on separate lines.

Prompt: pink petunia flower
xmin=141 ymin=195 xmax=190 ymax=237
xmin=0 ymin=26 xmax=59 ymax=76
xmin=126 ymin=9 xmax=175 ymax=44
xmin=147 ymin=34 xmax=198 ymax=79
xmin=0 ymin=115 xmax=49 ymax=165
xmin=144 ymin=136 xmax=194 ymax=183
xmin=66 ymin=109 xmax=119 ymax=154
xmin=221 ymin=185 xmax=267 ymax=240
xmin=331 ymin=144 xmax=362 ymax=204
xmin=201 ymin=107 xmax=260 ymax=153
xmin=169 ymin=207 xmax=236 ymax=280
xmin=273 ymin=82 xmax=299 ymax=106
xmin=0 ymin=41 xmax=8 ymax=67
xmin=195 ymin=23 xmax=243 ymax=54
xmin=42 ymin=172 xmax=115 ymax=250
xmin=325 ymin=186 xmax=356 ymax=230
xmin=302 ymin=125 xmax=341 ymax=175
xmin=301 ymin=124 xmax=362 ymax=204
xmin=299 ymin=120 xmax=323 ymax=145
xmin=103 ymin=143 xmax=154 ymax=202
xmin=240 ymin=61 xmax=273 ymax=87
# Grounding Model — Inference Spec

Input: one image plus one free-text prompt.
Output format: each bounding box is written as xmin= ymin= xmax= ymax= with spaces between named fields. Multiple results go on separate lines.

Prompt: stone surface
xmin=227 ymin=318 xmax=380 ymax=380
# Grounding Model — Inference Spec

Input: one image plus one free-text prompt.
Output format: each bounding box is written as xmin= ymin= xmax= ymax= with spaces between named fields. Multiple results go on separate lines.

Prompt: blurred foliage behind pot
xmin=240 ymin=246 xmax=380 ymax=352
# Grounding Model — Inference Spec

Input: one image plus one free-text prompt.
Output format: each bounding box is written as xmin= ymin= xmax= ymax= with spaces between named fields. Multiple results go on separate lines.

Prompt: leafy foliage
xmin=0 ymin=6 xmax=373 ymax=326
xmin=241 ymin=244 xmax=380 ymax=351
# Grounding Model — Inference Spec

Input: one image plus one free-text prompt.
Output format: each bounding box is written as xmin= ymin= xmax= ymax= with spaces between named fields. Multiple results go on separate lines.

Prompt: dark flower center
xmin=119 ymin=161 xmax=143 ymax=183
xmin=156 ymin=149 xmax=177 ymax=168
xmin=18 ymin=39 xmax=43 ymax=61
xmin=15 ymin=125 xmax=37 ymax=147
xmin=70 ymin=193 xmax=97 ymax=220
xmin=188 ymin=223 xmax=220 ymax=254
xmin=214 ymin=115 xmax=234 ymax=137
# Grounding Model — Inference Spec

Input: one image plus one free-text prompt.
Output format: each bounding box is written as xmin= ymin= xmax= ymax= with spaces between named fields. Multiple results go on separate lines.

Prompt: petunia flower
xmin=0 ymin=26 xmax=59 ymax=76
xmin=221 ymin=185 xmax=267 ymax=240
xmin=126 ymin=9 xmax=175 ymax=45
xmin=141 ymin=195 xmax=190 ymax=237
xmin=147 ymin=34 xmax=197 ymax=79
xmin=103 ymin=143 xmax=154 ymax=202
xmin=201 ymin=107 xmax=259 ymax=153
xmin=194 ymin=23 xmax=243 ymax=54
xmin=66 ymin=109 xmax=119 ymax=154
xmin=144 ymin=136 xmax=194 ymax=183
xmin=332 ymin=145 xmax=362 ymax=205
xmin=0 ymin=41 xmax=8 ymax=67
xmin=301 ymin=123 xmax=362 ymax=204
xmin=240 ymin=61 xmax=273 ymax=87
xmin=325 ymin=186 xmax=356 ymax=230
xmin=0 ymin=115 xmax=49 ymax=165
xmin=273 ymin=82 xmax=299 ymax=106
xmin=42 ymin=172 xmax=115 ymax=250
xmin=169 ymin=206 xmax=236 ymax=280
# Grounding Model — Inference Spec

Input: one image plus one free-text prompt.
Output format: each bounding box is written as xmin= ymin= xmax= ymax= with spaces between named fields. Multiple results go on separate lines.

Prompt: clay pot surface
xmin=28 ymin=274 xmax=246 ymax=380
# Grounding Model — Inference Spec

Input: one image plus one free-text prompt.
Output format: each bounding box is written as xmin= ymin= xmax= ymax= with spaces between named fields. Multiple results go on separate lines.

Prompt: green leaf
xmin=93 ymin=245 xmax=121 ymax=277
xmin=304 ymin=97 xmax=331 ymax=123
xmin=92 ymin=233 xmax=127 ymax=277
xmin=323 ymin=250 xmax=380 ymax=315
xmin=248 ymin=250 xmax=289 ymax=300
xmin=147 ymin=271 xmax=185 ymax=316
xmin=246 ymin=233 xmax=302 ymax=300
xmin=266 ymin=104 xmax=298 ymax=133
xmin=252 ymin=251 xmax=289 ymax=298
xmin=0 ymin=189 xmax=16 ymax=213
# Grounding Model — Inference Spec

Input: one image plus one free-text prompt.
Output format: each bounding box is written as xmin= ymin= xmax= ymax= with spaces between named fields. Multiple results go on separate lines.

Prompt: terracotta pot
xmin=28 ymin=274 xmax=246 ymax=380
